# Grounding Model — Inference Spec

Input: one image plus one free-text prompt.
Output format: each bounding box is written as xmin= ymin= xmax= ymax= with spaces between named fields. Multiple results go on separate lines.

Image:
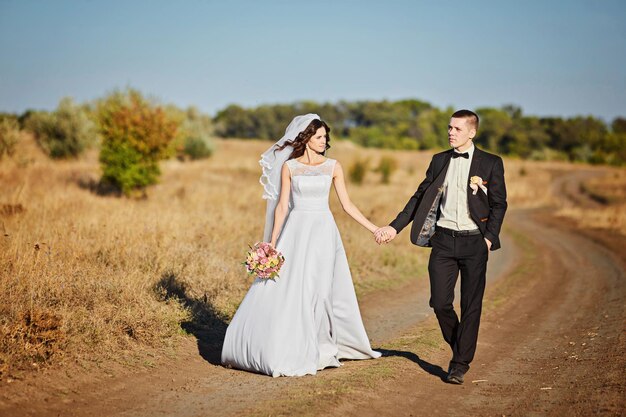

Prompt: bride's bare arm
xmin=270 ymin=163 xmax=291 ymax=247
xmin=332 ymin=162 xmax=378 ymax=233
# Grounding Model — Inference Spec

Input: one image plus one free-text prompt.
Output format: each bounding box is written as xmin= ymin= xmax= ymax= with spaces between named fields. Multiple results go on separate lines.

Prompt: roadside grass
xmin=3 ymin=133 xmax=621 ymax=381
xmin=0 ymin=136 xmax=429 ymax=379
xmin=557 ymin=168 xmax=626 ymax=235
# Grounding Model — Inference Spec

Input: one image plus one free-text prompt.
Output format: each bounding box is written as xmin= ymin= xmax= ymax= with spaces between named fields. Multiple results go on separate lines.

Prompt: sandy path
xmin=0 ymin=232 xmax=517 ymax=417
xmin=326 ymin=208 xmax=625 ymax=417
xmin=360 ymin=230 xmax=516 ymax=347
xmin=1 ymin=169 xmax=624 ymax=417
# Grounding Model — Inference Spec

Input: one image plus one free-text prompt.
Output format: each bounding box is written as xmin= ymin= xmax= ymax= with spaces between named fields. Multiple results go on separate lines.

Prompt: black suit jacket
xmin=390 ymin=147 xmax=507 ymax=251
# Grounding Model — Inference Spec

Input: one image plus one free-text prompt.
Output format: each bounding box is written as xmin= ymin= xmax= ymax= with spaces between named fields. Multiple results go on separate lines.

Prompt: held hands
xmin=373 ymin=228 xmax=491 ymax=248
xmin=374 ymin=226 xmax=397 ymax=245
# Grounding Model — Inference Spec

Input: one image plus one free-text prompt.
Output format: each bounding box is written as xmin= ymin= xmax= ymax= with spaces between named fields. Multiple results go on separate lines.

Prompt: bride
xmin=221 ymin=114 xmax=381 ymax=377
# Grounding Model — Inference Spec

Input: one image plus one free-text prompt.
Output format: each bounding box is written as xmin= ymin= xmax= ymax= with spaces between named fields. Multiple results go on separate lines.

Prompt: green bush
xmin=0 ymin=118 xmax=21 ymax=160
xmin=97 ymin=89 xmax=179 ymax=196
xmin=24 ymin=98 xmax=96 ymax=159
xmin=23 ymin=111 xmax=54 ymax=146
xmin=179 ymin=107 xmax=214 ymax=160
xmin=376 ymin=156 xmax=398 ymax=184
xmin=182 ymin=136 xmax=213 ymax=160
xmin=0 ymin=113 xmax=18 ymax=124
xmin=348 ymin=158 xmax=369 ymax=185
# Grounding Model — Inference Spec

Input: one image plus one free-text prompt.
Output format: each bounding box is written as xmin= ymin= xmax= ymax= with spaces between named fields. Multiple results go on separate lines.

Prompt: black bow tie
xmin=452 ymin=152 xmax=469 ymax=159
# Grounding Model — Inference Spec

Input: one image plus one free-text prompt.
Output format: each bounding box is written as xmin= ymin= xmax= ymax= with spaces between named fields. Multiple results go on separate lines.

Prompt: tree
xmin=23 ymin=98 xmax=96 ymax=159
xmin=611 ymin=117 xmax=626 ymax=134
xmin=475 ymin=108 xmax=513 ymax=152
xmin=97 ymin=89 xmax=179 ymax=196
xmin=180 ymin=107 xmax=215 ymax=160
xmin=214 ymin=104 xmax=256 ymax=138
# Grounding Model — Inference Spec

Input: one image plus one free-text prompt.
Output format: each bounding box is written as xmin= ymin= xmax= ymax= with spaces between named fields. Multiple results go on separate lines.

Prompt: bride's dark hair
xmin=276 ymin=119 xmax=331 ymax=159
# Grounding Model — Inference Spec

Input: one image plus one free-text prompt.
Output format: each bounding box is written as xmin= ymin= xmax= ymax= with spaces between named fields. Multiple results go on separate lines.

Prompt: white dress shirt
xmin=436 ymin=144 xmax=479 ymax=231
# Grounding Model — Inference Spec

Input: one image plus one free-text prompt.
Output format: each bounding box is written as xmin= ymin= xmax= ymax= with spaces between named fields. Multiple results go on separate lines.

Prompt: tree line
xmin=0 ymin=89 xmax=214 ymax=196
xmin=1 ymin=94 xmax=625 ymax=195
xmin=214 ymin=100 xmax=626 ymax=166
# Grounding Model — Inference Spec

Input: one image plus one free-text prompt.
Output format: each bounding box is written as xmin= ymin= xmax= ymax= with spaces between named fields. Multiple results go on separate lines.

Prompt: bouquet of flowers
xmin=244 ymin=242 xmax=285 ymax=280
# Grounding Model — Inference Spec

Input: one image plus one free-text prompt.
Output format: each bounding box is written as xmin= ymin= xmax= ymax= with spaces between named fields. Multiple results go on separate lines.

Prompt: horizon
xmin=1 ymin=0 xmax=625 ymax=122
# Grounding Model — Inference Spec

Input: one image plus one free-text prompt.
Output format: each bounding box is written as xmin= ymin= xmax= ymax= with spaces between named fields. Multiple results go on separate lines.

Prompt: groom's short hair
xmin=452 ymin=109 xmax=479 ymax=131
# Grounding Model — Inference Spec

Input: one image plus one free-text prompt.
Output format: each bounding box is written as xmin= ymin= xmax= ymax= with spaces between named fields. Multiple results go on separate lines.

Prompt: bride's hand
xmin=374 ymin=226 xmax=397 ymax=244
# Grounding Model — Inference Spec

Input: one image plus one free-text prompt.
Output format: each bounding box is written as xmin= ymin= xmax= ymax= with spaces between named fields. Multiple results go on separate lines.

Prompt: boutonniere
xmin=470 ymin=176 xmax=488 ymax=195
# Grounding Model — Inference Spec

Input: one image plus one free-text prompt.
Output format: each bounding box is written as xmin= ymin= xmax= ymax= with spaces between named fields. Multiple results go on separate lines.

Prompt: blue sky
xmin=1 ymin=0 xmax=625 ymax=121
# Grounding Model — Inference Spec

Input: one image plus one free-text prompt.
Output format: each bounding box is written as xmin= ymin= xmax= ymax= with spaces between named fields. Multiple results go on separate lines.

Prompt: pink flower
xmin=244 ymin=241 xmax=285 ymax=280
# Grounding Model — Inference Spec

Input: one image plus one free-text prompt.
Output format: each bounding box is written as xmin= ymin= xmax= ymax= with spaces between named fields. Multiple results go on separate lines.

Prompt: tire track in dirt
xmin=463 ymin=210 xmax=625 ymax=416
xmin=2 ymin=169 xmax=623 ymax=417
xmin=242 ymin=167 xmax=624 ymax=416
xmin=548 ymin=167 xmax=606 ymax=209
xmin=361 ymin=231 xmax=516 ymax=346
xmin=0 ymin=223 xmax=518 ymax=416
xmin=321 ymin=212 xmax=625 ymax=416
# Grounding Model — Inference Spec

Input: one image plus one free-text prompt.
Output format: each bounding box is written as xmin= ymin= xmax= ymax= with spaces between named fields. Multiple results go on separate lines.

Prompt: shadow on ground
xmin=155 ymin=272 xmax=229 ymax=366
xmin=377 ymin=348 xmax=448 ymax=380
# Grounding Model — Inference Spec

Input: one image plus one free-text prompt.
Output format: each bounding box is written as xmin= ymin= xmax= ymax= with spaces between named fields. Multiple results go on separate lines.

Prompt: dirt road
xmin=1 ymin=169 xmax=624 ymax=417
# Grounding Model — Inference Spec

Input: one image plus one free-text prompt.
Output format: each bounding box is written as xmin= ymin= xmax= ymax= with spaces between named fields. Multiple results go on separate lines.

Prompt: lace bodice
xmin=285 ymin=158 xmax=336 ymax=211
xmin=286 ymin=158 xmax=336 ymax=177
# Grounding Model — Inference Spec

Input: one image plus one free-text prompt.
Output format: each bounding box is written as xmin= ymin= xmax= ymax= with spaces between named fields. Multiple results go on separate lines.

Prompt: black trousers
xmin=428 ymin=230 xmax=488 ymax=373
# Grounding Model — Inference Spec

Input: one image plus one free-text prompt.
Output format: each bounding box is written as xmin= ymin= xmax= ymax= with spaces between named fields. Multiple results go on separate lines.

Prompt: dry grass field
xmin=1 ymin=133 xmax=624 ymax=382
xmin=557 ymin=168 xmax=626 ymax=233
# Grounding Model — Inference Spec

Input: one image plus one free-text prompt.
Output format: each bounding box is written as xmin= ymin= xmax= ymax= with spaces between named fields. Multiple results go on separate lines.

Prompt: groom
xmin=375 ymin=110 xmax=507 ymax=384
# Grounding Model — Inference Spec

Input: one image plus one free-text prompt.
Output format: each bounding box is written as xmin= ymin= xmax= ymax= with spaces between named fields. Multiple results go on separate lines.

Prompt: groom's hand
xmin=484 ymin=238 xmax=492 ymax=251
xmin=374 ymin=226 xmax=397 ymax=244
xmin=374 ymin=228 xmax=386 ymax=244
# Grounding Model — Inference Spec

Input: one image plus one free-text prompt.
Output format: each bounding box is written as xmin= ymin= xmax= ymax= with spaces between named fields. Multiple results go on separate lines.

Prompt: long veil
xmin=259 ymin=113 xmax=320 ymax=242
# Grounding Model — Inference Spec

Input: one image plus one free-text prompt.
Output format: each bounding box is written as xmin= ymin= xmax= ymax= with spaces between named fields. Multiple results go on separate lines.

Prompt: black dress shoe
xmin=446 ymin=368 xmax=465 ymax=384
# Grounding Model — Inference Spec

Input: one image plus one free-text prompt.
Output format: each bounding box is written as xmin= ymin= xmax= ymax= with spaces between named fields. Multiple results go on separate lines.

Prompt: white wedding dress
xmin=221 ymin=158 xmax=381 ymax=377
